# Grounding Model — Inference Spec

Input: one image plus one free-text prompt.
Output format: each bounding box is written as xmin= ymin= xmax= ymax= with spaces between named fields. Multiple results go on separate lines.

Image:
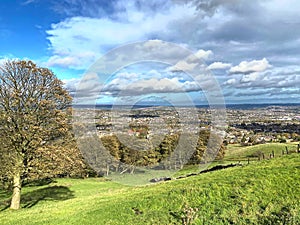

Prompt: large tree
xmin=0 ymin=60 xmax=77 ymax=209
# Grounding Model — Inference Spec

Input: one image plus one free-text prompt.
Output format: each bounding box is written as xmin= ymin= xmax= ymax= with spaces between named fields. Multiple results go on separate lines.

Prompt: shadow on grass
xmin=0 ymin=189 xmax=11 ymax=211
xmin=0 ymin=185 xmax=75 ymax=210
xmin=23 ymin=178 xmax=57 ymax=187
xmin=22 ymin=186 xmax=75 ymax=208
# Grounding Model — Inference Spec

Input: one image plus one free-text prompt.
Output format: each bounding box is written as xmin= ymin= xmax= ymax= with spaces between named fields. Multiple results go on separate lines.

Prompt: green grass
xmin=0 ymin=153 xmax=300 ymax=224
xmin=224 ymin=142 xmax=298 ymax=161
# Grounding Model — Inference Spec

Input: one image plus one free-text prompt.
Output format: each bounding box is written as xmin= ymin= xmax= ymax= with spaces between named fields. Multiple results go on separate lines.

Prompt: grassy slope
xmin=0 ymin=153 xmax=299 ymax=224
xmin=224 ymin=142 xmax=298 ymax=161
xmin=175 ymin=142 xmax=299 ymax=176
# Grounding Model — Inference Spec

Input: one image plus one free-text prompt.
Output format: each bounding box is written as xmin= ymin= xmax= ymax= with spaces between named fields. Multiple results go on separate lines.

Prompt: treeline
xmin=96 ymin=130 xmax=225 ymax=175
xmin=234 ymin=122 xmax=300 ymax=135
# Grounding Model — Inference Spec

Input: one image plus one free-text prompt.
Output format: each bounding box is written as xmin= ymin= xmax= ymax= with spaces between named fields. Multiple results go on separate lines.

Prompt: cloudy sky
xmin=0 ymin=0 xmax=299 ymax=105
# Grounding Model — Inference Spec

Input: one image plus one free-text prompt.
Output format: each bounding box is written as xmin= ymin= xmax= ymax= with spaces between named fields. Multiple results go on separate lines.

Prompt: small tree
xmin=189 ymin=130 xmax=225 ymax=164
xmin=0 ymin=60 xmax=73 ymax=209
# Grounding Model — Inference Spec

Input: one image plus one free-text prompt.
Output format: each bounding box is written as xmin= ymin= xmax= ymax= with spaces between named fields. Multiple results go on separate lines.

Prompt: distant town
xmin=73 ymin=104 xmax=300 ymax=147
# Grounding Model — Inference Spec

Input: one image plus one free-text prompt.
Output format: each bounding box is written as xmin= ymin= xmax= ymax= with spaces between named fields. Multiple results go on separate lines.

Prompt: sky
xmin=0 ymin=0 xmax=299 ymax=105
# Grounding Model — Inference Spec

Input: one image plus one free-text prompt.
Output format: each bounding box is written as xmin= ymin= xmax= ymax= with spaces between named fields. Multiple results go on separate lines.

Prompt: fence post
xmin=248 ymin=158 xmax=250 ymax=164
xmin=297 ymin=144 xmax=300 ymax=153
xmin=272 ymin=150 xmax=275 ymax=158
xmin=282 ymin=149 xmax=284 ymax=155
xmin=262 ymin=153 xmax=265 ymax=160
xmin=285 ymin=146 xmax=289 ymax=155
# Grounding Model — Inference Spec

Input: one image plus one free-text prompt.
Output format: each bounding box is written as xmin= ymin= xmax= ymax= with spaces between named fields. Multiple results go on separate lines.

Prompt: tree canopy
xmin=0 ymin=60 xmax=86 ymax=209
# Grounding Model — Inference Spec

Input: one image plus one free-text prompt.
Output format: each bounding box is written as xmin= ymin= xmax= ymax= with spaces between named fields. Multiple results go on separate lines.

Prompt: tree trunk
xmin=130 ymin=166 xmax=135 ymax=174
xmin=10 ymin=173 xmax=21 ymax=210
xmin=106 ymin=163 xmax=109 ymax=176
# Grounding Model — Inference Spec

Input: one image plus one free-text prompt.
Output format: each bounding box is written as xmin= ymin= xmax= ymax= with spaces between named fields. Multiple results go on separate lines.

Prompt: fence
xmin=253 ymin=143 xmax=300 ymax=163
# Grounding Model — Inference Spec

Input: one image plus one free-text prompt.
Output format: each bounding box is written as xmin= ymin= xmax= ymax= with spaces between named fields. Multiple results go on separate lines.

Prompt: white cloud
xmin=194 ymin=49 xmax=213 ymax=60
xmin=103 ymin=77 xmax=200 ymax=96
xmin=222 ymin=65 xmax=300 ymax=95
xmin=43 ymin=0 xmax=300 ymax=104
xmin=168 ymin=60 xmax=198 ymax=72
xmin=223 ymin=78 xmax=236 ymax=85
xmin=62 ymin=78 xmax=80 ymax=92
xmin=63 ymin=72 xmax=104 ymax=103
xmin=114 ymin=72 xmax=139 ymax=80
xmin=47 ymin=51 xmax=96 ymax=69
xmin=207 ymin=62 xmax=232 ymax=70
xmin=167 ymin=49 xmax=213 ymax=72
xmin=46 ymin=4 xmax=198 ymax=69
xmin=73 ymin=72 xmax=101 ymax=95
xmin=229 ymin=58 xmax=271 ymax=74
xmin=48 ymin=56 xmax=80 ymax=68
xmin=84 ymin=40 xmax=208 ymax=83
xmin=240 ymin=72 xmax=261 ymax=83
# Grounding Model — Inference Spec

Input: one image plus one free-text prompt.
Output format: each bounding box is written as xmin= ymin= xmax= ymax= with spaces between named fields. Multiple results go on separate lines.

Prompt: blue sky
xmin=0 ymin=0 xmax=300 ymax=105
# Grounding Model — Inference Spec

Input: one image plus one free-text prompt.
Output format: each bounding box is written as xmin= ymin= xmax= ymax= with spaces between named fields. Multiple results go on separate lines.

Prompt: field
xmin=174 ymin=142 xmax=299 ymax=177
xmin=224 ymin=142 xmax=299 ymax=161
xmin=0 ymin=142 xmax=299 ymax=224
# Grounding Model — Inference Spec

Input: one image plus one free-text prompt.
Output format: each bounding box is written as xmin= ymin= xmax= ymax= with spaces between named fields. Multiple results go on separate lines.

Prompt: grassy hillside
xmin=0 ymin=153 xmax=299 ymax=224
xmin=224 ymin=142 xmax=298 ymax=161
